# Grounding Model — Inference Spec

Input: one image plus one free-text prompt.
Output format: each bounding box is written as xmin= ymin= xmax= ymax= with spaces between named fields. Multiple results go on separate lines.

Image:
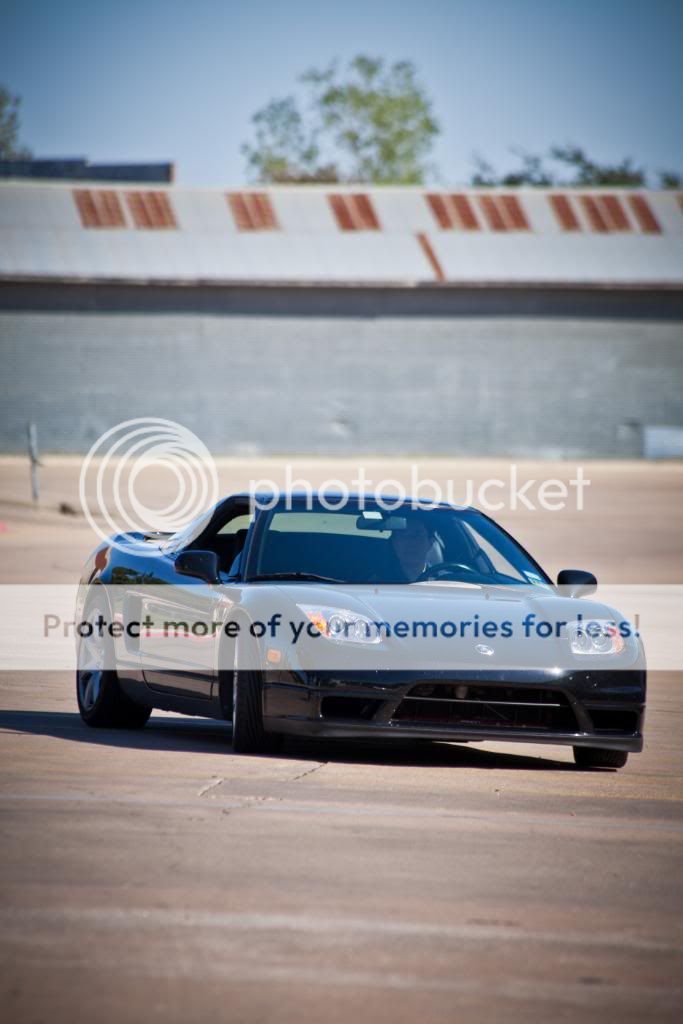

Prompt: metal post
xmin=27 ymin=421 xmax=39 ymax=503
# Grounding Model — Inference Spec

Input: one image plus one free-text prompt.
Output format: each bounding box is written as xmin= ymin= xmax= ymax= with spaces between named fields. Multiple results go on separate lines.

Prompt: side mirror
xmin=557 ymin=568 xmax=597 ymax=598
xmin=175 ymin=549 xmax=220 ymax=584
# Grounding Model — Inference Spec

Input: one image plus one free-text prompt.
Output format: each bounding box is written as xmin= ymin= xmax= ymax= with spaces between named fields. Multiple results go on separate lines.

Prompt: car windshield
xmin=249 ymin=502 xmax=549 ymax=586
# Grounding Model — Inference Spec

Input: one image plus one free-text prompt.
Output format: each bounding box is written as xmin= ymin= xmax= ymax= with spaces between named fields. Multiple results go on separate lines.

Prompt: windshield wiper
xmin=249 ymin=572 xmax=346 ymax=584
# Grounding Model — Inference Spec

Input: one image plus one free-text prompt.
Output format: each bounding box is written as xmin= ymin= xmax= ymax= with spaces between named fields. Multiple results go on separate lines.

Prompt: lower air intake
xmin=392 ymin=685 xmax=577 ymax=732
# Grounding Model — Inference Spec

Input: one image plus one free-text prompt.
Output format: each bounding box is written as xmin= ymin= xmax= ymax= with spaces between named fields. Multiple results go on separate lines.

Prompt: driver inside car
xmin=388 ymin=518 xmax=444 ymax=582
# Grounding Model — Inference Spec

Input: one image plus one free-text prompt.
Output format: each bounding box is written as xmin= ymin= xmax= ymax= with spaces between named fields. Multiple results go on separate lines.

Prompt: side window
xmin=218 ymin=513 xmax=253 ymax=535
xmin=214 ymin=512 xmax=254 ymax=575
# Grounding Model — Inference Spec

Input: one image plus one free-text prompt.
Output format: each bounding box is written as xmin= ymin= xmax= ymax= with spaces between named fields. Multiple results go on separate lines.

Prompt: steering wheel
xmin=418 ymin=561 xmax=479 ymax=582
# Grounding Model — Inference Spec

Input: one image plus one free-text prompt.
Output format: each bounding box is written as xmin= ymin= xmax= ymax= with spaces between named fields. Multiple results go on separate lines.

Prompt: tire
xmin=229 ymin=633 xmax=282 ymax=755
xmin=77 ymin=592 xmax=151 ymax=730
xmin=573 ymin=746 xmax=629 ymax=770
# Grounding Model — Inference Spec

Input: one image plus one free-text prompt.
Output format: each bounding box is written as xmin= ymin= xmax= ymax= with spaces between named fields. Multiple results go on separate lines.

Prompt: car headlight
xmin=298 ymin=605 xmax=383 ymax=645
xmin=567 ymin=619 xmax=625 ymax=656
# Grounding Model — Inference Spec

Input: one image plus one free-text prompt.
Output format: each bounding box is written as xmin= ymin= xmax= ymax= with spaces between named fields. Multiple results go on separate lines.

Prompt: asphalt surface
xmin=0 ymin=458 xmax=681 ymax=1023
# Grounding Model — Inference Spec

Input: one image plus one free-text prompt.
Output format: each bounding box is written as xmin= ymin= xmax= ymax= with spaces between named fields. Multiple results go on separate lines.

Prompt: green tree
xmin=471 ymin=150 xmax=554 ymax=187
xmin=242 ymin=56 xmax=439 ymax=184
xmin=468 ymin=144 xmax=673 ymax=188
xmin=0 ymin=85 xmax=31 ymax=160
xmin=241 ymin=96 xmax=338 ymax=184
xmin=550 ymin=145 xmax=646 ymax=187
xmin=658 ymin=170 xmax=682 ymax=189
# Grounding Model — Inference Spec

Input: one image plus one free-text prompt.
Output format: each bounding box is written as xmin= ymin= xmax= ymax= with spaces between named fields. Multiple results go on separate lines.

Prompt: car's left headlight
xmin=298 ymin=605 xmax=383 ymax=645
xmin=567 ymin=619 xmax=626 ymax=656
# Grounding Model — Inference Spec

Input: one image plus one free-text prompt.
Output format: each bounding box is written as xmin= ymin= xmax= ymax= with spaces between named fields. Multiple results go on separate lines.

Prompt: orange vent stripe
xmin=328 ymin=193 xmax=380 ymax=230
xmin=416 ymin=232 xmax=445 ymax=281
xmin=553 ymin=193 xmax=640 ymax=233
xmin=598 ymin=195 xmax=630 ymax=231
xmin=253 ymin=192 xmax=278 ymax=229
xmin=228 ymin=193 xmax=253 ymax=230
xmin=628 ymin=195 xmax=662 ymax=234
xmin=353 ymin=193 xmax=380 ymax=230
xmin=499 ymin=194 xmax=530 ymax=230
xmin=328 ymin=193 xmax=355 ymax=230
xmin=426 ymin=194 xmax=480 ymax=230
xmin=126 ymin=191 xmax=176 ymax=229
xmin=549 ymin=194 xmax=580 ymax=230
xmin=579 ymin=196 xmax=609 ymax=232
xmin=227 ymin=192 xmax=279 ymax=231
xmin=479 ymin=192 xmax=532 ymax=231
xmin=426 ymin=194 xmax=452 ymax=229
xmin=477 ymin=194 xmax=530 ymax=232
xmin=450 ymin=194 xmax=480 ymax=230
xmin=478 ymin=195 xmax=507 ymax=231
xmin=73 ymin=189 xmax=126 ymax=228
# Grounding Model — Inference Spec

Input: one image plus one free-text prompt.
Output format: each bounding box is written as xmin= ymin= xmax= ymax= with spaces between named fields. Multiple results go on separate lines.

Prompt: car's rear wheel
xmin=230 ymin=633 xmax=282 ymax=754
xmin=77 ymin=594 xmax=151 ymax=729
xmin=573 ymin=746 xmax=628 ymax=769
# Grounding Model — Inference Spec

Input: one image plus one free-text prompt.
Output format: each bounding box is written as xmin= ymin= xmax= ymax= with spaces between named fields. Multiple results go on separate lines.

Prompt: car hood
xmin=241 ymin=581 xmax=643 ymax=673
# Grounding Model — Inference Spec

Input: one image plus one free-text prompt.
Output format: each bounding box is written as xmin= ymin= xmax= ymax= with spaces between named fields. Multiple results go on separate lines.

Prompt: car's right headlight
xmin=567 ymin=619 xmax=626 ymax=656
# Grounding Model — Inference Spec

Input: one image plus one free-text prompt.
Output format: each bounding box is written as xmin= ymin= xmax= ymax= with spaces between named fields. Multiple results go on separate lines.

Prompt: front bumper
xmin=262 ymin=668 xmax=646 ymax=752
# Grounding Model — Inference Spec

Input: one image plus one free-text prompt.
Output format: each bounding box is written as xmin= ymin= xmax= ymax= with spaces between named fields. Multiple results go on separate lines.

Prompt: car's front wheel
xmin=573 ymin=746 xmax=628 ymax=770
xmin=77 ymin=594 xmax=151 ymax=729
xmin=230 ymin=633 xmax=282 ymax=755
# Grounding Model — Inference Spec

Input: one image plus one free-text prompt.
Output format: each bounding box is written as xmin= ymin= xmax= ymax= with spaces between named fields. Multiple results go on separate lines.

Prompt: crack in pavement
xmin=198 ymin=777 xmax=225 ymax=798
xmin=288 ymin=761 xmax=328 ymax=783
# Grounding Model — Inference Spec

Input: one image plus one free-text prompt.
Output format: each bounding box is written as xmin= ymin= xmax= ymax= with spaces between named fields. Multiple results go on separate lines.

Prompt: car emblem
xmin=475 ymin=643 xmax=494 ymax=657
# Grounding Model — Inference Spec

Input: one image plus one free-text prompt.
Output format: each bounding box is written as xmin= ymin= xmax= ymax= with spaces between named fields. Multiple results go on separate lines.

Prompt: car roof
xmin=226 ymin=491 xmax=472 ymax=512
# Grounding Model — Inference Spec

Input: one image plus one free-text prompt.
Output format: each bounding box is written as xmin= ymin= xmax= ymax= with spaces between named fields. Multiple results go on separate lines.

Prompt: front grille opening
xmin=392 ymin=684 xmax=577 ymax=732
xmin=408 ymin=683 xmax=563 ymax=704
xmin=320 ymin=697 xmax=383 ymax=721
xmin=588 ymin=708 xmax=639 ymax=734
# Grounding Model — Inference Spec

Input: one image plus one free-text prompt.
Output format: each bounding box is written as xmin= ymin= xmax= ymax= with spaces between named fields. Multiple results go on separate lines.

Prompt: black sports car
xmin=76 ymin=494 xmax=646 ymax=769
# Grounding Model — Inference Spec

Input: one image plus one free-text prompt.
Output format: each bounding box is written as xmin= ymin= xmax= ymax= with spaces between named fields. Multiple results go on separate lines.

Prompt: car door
xmin=138 ymin=501 xmax=253 ymax=699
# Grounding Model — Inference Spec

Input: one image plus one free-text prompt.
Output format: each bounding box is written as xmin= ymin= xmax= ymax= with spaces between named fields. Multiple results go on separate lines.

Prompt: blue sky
xmin=2 ymin=0 xmax=681 ymax=186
